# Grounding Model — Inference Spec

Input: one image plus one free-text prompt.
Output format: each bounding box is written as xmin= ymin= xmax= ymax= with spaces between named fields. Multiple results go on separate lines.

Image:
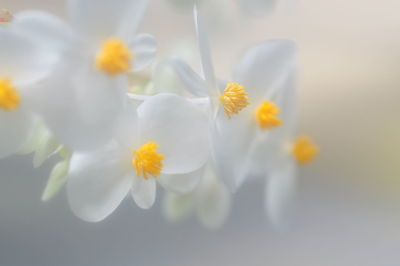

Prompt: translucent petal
xmin=196 ymin=173 xmax=231 ymax=230
xmin=233 ymin=39 xmax=296 ymax=103
xmin=68 ymin=0 xmax=148 ymax=45
xmin=137 ymin=93 xmax=209 ymax=174
xmin=67 ymin=143 xmax=132 ymax=222
xmin=131 ymin=177 xmax=156 ymax=209
xmin=170 ymin=56 xmax=207 ymax=96
xmin=130 ymin=34 xmax=157 ymax=71
xmin=158 ymin=166 xmax=205 ymax=194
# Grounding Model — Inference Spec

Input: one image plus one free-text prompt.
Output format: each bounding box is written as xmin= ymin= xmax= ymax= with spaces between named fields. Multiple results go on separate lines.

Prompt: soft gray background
xmin=1 ymin=0 xmax=400 ymax=265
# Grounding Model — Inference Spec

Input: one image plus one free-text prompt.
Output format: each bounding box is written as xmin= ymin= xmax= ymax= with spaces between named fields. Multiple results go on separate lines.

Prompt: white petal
xmin=265 ymin=160 xmax=297 ymax=229
xmin=233 ymin=39 xmax=296 ymax=102
xmin=236 ymin=0 xmax=277 ymax=17
xmin=196 ymin=173 xmax=231 ymax=230
xmin=137 ymin=93 xmax=209 ymax=174
xmin=12 ymin=10 xmax=75 ymax=54
xmin=170 ymin=56 xmax=207 ymax=96
xmin=68 ymin=0 xmax=148 ymax=45
xmin=130 ymin=34 xmax=157 ymax=71
xmin=114 ymin=100 xmax=141 ymax=150
xmin=162 ymin=192 xmax=195 ymax=223
xmin=74 ymin=61 xmax=128 ymax=127
xmin=131 ymin=177 xmax=156 ymax=209
xmin=158 ymin=166 xmax=204 ymax=194
xmin=212 ymin=109 xmax=256 ymax=191
xmin=0 ymin=109 xmax=33 ymax=159
xmin=0 ymin=29 xmax=55 ymax=87
xmin=67 ymin=143 xmax=132 ymax=222
xmin=193 ymin=6 xmax=218 ymax=94
xmin=273 ymin=67 xmax=297 ymax=136
xmin=31 ymin=59 xmax=127 ymax=151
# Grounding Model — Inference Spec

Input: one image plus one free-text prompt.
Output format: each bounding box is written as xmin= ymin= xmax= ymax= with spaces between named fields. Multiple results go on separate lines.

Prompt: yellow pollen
xmin=255 ymin=100 xmax=282 ymax=130
xmin=95 ymin=38 xmax=132 ymax=76
xmin=292 ymin=136 xmax=319 ymax=164
xmin=220 ymin=82 xmax=250 ymax=119
xmin=132 ymin=141 xmax=165 ymax=180
xmin=0 ymin=78 xmax=20 ymax=111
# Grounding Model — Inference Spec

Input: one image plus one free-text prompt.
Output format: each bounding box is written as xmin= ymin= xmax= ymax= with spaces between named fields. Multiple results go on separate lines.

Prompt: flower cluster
xmin=0 ymin=0 xmax=318 ymax=229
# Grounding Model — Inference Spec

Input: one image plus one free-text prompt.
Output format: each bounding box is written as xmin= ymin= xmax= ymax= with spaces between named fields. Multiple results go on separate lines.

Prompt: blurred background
xmin=1 ymin=0 xmax=400 ymax=265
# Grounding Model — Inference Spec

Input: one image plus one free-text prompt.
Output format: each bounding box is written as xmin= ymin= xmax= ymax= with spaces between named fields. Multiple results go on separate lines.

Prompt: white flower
xmin=0 ymin=29 xmax=55 ymax=158
xmin=172 ymin=7 xmax=296 ymax=191
xmin=262 ymin=130 xmax=319 ymax=228
xmin=67 ymin=94 xmax=209 ymax=222
xmin=163 ymin=164 xmax=231 ymax=230
xmin=9 ymin=0 xmax=157 ymax=151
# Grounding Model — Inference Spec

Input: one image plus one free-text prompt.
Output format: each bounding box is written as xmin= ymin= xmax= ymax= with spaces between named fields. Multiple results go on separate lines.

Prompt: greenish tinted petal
xmin=17 ymin=118 xmax=45 ymax=155
xmin=33 ymin=129 xmax=62 ymax=168
xmin=162 ymin=192 xmax=195 ymax=223
xmin=41 ymin=159 xmax=70 ymax=202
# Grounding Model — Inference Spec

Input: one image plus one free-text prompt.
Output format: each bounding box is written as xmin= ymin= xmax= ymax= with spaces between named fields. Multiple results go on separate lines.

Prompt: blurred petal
xmin=41 ymin=159 xmax=70 ymax=202
xmin=114 ymin=100 xmax=141 ymax=150
xmin=158 ymin=166 xmax=205 ymax=194
xmin=196 ymin=174 xmax=231 ymax=230
xmin=193 ymin=6 xmax=218 ymax=94
xmin=236 ymin=0 xmax=277 ymax=17
xmin=162 ymin=192 xmax=195 ymax=222
xmin=233 ymin=39 xmax=296 ymax=101
xmin=131 ymin=33 xmax=157 ymax=71
xmin=68 ymin=0 xmax=148 ymax=45
xmin=137 ymin=93 xmax=209 ymax=174
xmin=131 ymin=177 xmax=156 ymax=209
xmin=32 ymin=128 xmax=61 ymax=168
xmin=0 ymin=29 xmax=55 ymax=87
xmin=0 ymin=110 xmax=33 ymax=159
xmin=12 ymin=10 xmax=75 ymax=53
xmin=67 ymin=143 xmax=132 ymax=222
xmin=171 ymin=56 xmax=207 ymax=96
xmin=31 ymin=59 xmax=126 ymax=151
xmin=265 ymin=160 xmax=298 ymax=229
xmin=212 ymin=110 xmax=256 ymax=191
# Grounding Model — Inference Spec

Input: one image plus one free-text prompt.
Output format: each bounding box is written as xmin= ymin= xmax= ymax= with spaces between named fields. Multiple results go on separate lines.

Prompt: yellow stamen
xmin=219 ymin=82 xmax=250 ymax=119
xmin=0 ymin=78 xmax=20 ymax=111
xmin=0 ymin=9 xmax=13 ymax=23
xmin=292 ymin=136 xmax=319 ymax=164
xmin=255 ymin=100 xmax=282 ymax=130
xmin=95 ymin=38 xmax=132 ymax=76
xmin=132 ymin=141 xmax=165 ymax=180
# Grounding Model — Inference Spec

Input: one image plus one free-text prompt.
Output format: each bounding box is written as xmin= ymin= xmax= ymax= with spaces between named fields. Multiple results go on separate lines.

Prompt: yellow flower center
xmin=95 ymin=38 xmax=132 ymax=76
xmin=0 ymin=9 xmax=13 ymax=23
xmin=219 ymin=82 xmax=250 ymax=119
xmin=132 ymin=141 xmax=165 ymax=180
xmin=292 ymin=136 xmax=318 ymax=164
xmin=0 ymin=78 xmax=20 ymax=111
xmin=255 ymin=100 xmax=282 ymax=130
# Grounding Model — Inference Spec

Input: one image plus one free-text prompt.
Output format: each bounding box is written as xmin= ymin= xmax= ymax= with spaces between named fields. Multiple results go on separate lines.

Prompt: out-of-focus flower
xmin=0 ymin=29 xmax=55 ymax=159
xmin=263 ymin=132 xmax=319 ymax=228
xmin=163 ymin=164 xmax=231 ymax=230
xmin=172 ymin=7 xmax=296 ymax=191
xmin=67 ymin=94 xmax=209 ymax=222
xmin=9 ymin=0 xmax=157 ymax=151
xmin=0 ymin=8 xmax=13 ymax=24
